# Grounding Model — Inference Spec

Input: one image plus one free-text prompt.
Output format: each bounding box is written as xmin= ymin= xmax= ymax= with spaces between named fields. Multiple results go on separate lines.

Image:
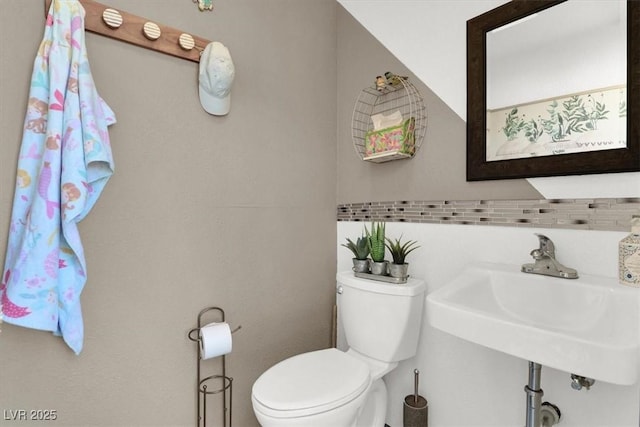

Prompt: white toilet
xmin=251 ymin=271 xmax=426 ymax=426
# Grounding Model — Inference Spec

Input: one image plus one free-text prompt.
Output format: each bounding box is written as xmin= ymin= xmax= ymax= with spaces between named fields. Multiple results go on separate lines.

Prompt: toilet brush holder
xmin=403 ymin=369 xmax=428 ymax=427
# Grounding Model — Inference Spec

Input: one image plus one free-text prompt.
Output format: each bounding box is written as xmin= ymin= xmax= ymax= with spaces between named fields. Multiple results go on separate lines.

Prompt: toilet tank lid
xmin=252 ymin=348 xmax=370 ymax=416
xmin=337 ymin=271 xmax=426 ymax=296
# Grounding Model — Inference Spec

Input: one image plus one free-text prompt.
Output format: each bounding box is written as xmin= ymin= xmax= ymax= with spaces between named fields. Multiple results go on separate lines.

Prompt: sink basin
xmin=426 ymin=262 xmax=639 ymax=385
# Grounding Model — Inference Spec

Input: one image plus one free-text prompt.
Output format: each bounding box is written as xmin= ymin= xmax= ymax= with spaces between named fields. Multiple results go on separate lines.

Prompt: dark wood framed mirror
xmin=467 ymin=0 xmax=639 ymax=181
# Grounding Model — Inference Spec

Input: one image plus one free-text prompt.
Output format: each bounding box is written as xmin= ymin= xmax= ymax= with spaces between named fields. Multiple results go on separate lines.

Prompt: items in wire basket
xmin=371 ymin=110 xmax=403 ymax=130
xmin=365 ymin=117 xmax=415 ymax=158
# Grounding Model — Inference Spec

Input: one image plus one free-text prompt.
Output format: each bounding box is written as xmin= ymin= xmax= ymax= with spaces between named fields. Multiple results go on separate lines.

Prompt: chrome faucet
xmin=521 ymin=234 xmax=578 ymax=279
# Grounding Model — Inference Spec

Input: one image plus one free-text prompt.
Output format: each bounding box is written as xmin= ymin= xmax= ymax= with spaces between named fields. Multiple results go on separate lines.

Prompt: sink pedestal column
xmin=525 ymin=362 xmax=543 ymax=427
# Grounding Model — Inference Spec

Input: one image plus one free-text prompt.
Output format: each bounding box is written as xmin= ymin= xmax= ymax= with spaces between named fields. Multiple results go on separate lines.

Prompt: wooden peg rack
xmin=44 ymin=0 xmax=212 ymax=63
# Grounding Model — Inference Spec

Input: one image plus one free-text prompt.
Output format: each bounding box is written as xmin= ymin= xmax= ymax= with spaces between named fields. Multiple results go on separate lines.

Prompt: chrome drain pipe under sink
xmin=524 ymin=362 xmax=561 ymax=427
xmin=525 ymin=362 xmax=543 ymax=427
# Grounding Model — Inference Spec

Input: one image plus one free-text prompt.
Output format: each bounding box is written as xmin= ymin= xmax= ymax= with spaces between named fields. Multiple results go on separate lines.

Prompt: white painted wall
xmin=488 ymin=22 xmax=624 ymax=109
xmin=337 ymin=0 xmax=640 ymax=198
xmin=337 ymin=221 xmax=640 ymax=427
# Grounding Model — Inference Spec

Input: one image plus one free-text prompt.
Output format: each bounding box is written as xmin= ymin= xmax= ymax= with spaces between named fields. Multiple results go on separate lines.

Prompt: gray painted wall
xmin=336 ymin=6 xmax=542 ymax=204
xmin=0 ymin=1 xmax=336 ymax=425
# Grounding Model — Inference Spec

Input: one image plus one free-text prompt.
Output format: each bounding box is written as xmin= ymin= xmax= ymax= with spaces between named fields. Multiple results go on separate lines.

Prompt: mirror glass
xmin=466 ymin=0 xmax=639 ymax=181
xmin=486 ymin=1 xmax=626 ymax=162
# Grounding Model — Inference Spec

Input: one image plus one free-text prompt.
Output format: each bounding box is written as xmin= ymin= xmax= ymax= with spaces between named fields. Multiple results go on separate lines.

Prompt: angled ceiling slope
xmin=337 ymin=0 xmax=507 ymax=121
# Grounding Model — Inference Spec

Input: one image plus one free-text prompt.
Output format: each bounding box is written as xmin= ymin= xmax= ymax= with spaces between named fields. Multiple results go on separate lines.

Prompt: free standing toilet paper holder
xmin=188 ymin=306 xmax=242 ymax=427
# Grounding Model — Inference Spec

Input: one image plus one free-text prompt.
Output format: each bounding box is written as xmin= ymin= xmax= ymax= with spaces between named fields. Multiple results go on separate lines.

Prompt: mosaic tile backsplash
xmin=337 ymin=198 xmax=640 ymax=232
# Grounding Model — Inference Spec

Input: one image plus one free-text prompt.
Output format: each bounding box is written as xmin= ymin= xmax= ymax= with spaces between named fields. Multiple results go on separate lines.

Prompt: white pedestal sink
xmin=426 ymin=262 xmax=639 ymax=385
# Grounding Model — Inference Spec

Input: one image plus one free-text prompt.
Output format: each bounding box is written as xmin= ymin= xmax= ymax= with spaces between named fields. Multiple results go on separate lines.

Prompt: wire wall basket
xmin=352 ymin=76 xmax=427 ymax=163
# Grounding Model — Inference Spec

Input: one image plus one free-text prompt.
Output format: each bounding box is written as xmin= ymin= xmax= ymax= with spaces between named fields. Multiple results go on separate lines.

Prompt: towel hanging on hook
xmin=43 ymin=0 xmax=213 ymax=62
xmin=2 ymin=0 xmax=116 ymax=354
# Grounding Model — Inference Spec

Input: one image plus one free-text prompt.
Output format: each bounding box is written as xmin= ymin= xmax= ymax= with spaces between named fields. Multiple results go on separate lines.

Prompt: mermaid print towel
xmin=1 ymin=0 xmax=116 ymax=354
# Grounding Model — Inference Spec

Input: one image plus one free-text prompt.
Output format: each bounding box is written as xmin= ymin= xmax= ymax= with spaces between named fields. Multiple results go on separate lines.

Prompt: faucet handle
xmin=529 ymin=248 xmax=544 ymax=260
xmin=534 ymin=233 xmax=555 ymax=258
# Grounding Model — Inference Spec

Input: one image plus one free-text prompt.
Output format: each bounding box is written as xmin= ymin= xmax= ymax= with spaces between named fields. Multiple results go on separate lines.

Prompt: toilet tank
xmin=336 ymin=271 xmax=426 ymax=363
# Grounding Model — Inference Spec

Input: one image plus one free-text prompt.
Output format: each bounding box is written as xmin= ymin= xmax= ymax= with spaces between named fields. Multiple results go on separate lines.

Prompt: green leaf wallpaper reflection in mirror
xmin=486 ymin=86 xmax=626 ymax=161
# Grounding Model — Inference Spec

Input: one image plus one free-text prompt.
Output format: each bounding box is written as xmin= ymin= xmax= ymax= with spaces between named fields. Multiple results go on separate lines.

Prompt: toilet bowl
xmin=252 ymin=272 xmax=426 ymax=426
xmin=252 ymin=348 xmax=393 ymax=427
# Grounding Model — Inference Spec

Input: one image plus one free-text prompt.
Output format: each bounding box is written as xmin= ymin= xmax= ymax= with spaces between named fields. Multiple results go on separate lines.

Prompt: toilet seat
xmin=252 ymin=348 xmax=371 ymax=419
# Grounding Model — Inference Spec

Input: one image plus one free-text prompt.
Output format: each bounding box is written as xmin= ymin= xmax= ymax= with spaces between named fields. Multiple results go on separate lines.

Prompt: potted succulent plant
xmin=366 ymin=222 xmax=388 ymax=275
xmin=385 ymin=235 xmax=420 ymax=279
xmin=341 ymin=234 xmax=370 ymax=273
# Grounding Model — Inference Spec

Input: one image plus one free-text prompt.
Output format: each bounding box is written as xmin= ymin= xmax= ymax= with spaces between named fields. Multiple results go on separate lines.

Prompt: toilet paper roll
xmin=199 ymin=322 xmax=232 ymax=360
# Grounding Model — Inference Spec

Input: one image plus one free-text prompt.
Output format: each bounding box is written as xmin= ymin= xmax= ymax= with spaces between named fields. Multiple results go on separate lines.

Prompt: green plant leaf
xmin=385 ymin=235 xmax=420 ymax=264
xmin=367 ymin=222 xmax=386 ymax=262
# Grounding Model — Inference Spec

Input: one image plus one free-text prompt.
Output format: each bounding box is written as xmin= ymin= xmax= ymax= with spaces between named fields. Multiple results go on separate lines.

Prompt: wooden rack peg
xmin=43 ymin=0 xmax=212 ymax=63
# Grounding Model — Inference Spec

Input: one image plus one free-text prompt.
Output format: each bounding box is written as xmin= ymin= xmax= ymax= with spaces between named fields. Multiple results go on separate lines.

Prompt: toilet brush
xmin=403 ymin=369 xmax=428 ymax=427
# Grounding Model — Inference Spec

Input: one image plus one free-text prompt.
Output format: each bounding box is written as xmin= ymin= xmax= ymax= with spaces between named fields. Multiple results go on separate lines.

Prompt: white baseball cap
xmin=199 ymin=42 xmax=235 ymax=116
